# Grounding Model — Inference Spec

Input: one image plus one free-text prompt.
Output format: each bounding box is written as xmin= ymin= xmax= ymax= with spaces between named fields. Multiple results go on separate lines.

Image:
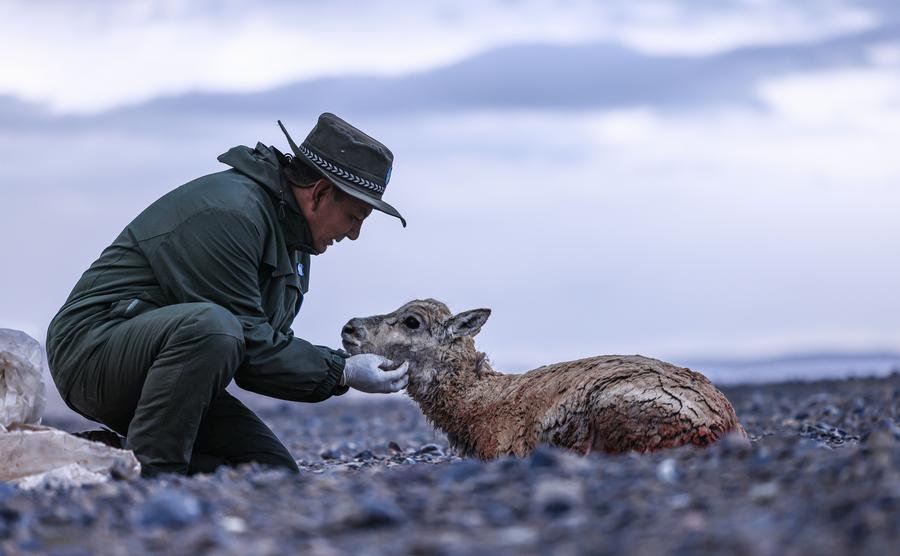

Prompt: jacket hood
xmin=217 ymin=143 xmax=316 ymax=254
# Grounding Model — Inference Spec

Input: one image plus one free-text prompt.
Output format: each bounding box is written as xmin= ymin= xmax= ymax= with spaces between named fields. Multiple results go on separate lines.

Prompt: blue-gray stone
xmin=528 ymin=446 xmax=561 ymax=469
xmin=347 ymin=499 xmax=407 ymax=528
xmin=138 ymin=491 xmax=201 ymax=528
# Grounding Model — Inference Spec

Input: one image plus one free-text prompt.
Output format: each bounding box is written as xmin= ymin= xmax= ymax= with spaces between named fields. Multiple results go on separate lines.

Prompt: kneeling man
xmin=46 ymin=113 xmax=408 ymax=476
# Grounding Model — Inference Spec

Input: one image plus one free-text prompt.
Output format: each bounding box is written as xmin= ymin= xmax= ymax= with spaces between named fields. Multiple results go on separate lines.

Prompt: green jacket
xmin=46 ymin=143 xmax=349 ymax=403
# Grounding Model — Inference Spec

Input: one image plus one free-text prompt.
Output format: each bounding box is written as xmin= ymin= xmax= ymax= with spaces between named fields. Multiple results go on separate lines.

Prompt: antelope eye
xmin=403 ymin=316 xmax=421 ymax=329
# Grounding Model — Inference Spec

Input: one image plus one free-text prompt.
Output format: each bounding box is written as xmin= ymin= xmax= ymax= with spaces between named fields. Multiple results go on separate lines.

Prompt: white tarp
xmin=0 ymin=328 xmax=46 ymax=427
xmin=0 ymin=329 xmax=140 ymax=488
xmin=0 ymin=422 xmax=140 ymax=488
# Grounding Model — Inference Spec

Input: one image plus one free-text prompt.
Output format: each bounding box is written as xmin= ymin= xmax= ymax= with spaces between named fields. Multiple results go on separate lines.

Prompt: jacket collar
xmin=217 ymin=143 xmax=317 ymax=254
xmin=271 ymin=147 xmax=318 ymax=254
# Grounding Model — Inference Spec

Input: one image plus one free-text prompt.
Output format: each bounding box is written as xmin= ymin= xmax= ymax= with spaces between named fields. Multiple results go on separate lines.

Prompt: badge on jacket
xmin=297 ymin=262 xmax=305 ymax=277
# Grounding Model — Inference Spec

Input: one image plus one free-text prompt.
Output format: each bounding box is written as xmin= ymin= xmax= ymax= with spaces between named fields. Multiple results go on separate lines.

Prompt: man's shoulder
xmin=129 ymin=169 xmax=276 ymax=240
xmin=184 ymin=168 xmax=271 ymax=211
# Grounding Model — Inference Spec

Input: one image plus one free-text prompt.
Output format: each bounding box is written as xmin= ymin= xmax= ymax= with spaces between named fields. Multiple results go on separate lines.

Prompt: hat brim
xmin=278 ymin=119 xmax=406 ymax=227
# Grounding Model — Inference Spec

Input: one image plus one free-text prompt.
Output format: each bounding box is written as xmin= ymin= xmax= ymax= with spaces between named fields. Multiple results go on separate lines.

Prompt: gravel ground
xmin=2 ymin=373 xmax=898 ymax=555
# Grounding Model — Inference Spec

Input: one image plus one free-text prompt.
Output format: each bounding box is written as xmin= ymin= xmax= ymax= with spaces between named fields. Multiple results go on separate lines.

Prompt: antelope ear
xmin=447 ymin=308 xmax=491 ymax=339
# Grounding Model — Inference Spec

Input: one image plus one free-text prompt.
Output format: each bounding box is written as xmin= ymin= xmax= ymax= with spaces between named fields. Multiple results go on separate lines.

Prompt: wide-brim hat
xmin=278 ymin=114 xmax=406 ymax=227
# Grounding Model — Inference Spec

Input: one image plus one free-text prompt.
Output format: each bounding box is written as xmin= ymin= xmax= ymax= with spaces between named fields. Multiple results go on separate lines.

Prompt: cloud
xmin=3 ymin=21 xmax=897 ymax=132
xmin=0 ymin=0 xmax=882 ymax=112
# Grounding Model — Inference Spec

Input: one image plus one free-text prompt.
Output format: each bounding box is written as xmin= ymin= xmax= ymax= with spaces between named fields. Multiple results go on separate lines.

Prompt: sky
xmin=1 ymin=0 xmax=899 ymax=388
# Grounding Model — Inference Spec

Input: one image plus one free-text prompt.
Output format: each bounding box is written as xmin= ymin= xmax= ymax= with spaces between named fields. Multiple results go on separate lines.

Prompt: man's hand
xmin=341 ymin=354 xmax=409 ymax=393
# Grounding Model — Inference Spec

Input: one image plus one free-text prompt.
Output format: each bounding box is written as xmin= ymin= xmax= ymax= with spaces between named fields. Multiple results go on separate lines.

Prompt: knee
xmin=202 ymin=333 xmax=245 ymax=367
xmin=188 ymin=303 xmax=244 ymax=340
xmin=178 ymin=303 xmax=246 ymax=378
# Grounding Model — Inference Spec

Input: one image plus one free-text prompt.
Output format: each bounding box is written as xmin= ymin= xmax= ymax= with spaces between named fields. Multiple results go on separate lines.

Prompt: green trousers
xmin=64 ymin=302 xmax=299 ymax=476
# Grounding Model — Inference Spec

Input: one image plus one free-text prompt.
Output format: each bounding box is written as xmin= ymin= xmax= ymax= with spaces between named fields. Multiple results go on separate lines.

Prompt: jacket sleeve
xmin=147 ymin=207 xmax=348 ymax=402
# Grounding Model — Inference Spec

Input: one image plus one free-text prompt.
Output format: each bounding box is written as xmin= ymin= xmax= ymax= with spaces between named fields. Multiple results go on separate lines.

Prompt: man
xmin=45 ymin=113 xmax=408 ymax=476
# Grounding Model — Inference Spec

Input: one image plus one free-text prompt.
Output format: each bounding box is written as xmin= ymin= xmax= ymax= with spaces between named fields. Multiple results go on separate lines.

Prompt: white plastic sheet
xmin=0 ymin=328 xmax=46 ymax=427
xmin=0 ymin=329 xmax=141 ymax=488
xmin=0 ymin=423 xmax=140 ymax=488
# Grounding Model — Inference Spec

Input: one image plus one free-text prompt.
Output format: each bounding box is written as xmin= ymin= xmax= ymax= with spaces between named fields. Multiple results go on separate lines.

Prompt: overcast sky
xmin=1 ymin=0 xmax=899 ymax=385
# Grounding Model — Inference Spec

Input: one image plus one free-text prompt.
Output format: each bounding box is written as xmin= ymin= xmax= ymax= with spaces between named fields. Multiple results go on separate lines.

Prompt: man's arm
xmin=147 ymin=208 xmax=346 ymax=402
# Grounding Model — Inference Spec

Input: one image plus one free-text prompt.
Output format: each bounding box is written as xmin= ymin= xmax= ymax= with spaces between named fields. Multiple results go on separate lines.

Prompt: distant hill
xmin=678 ymin=351 xmax=900 ymax=385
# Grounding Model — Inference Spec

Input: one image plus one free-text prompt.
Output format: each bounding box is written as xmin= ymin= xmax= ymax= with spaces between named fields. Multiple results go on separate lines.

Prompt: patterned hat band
xmin=297 ymin=143 xmax=385 ymax=195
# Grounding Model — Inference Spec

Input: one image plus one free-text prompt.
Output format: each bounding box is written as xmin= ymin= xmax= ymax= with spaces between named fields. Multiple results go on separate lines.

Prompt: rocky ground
xmin=1 ymin=373 xmax=899 ymax=555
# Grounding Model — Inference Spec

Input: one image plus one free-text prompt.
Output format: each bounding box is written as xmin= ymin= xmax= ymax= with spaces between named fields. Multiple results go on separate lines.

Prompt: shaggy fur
xmin=342 ymin=299 xmax=746 ymax=459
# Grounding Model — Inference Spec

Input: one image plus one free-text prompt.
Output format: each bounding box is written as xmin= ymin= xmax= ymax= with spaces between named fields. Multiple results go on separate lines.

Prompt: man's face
xmin=306 ymin=186 xmax=373 ymax=254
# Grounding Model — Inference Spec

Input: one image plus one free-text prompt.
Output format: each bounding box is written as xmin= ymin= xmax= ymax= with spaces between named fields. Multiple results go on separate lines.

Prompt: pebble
xmin=218 ymin=515 xmax=247 ymax=533
xmin=0 ymin=482 xmax=15 ymax=502
xmin=527 ymin=446 xmax=561 ymax=469
xmin=496 ymin=526 xmax=538 ymax=546
xmin=483 ymin=501 xmax=517 ymax=526
xmin=442 ymin=460 xmax=482 ymax=484
xmin=749 ymin=481 xmax=780 ymax=504
xmin=862 ymin=419 xmax=900 ymax=446
xmin=533 ymin=479 xmax=582 ymax=518
xmin=344 ymin=499 xmax=407 ymax=528
xmin=668 ymin=493 xmax=692 ymax=510
xmin=656 ymin=458 xmax=678 ymax=483
xmin=720 ymin=430 xmax=753 ymax=453
xmin=137 ymin=490 xmax=201 ymax=528
xmin=415 ymin=443 xmax=444 ymax=456
xmin=0 ymin=503 xmax=16 ymax=540
xmin=320 ymin=449 xmax=342 ymax=460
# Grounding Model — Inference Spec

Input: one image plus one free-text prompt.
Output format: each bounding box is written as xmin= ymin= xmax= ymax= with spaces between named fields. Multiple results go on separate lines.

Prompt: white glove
xmin=341 ymin=354 xmax=409 ymax=394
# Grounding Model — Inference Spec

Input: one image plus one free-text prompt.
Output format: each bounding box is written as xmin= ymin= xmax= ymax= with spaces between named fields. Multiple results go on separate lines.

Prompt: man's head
xmin=289 ymin=172 xmax=373 ymax=254
xmin=278 ymin=114 xmax=406 ymax=244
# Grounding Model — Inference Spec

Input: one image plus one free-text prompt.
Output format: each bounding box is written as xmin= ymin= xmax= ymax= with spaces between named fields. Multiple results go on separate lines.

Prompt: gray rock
xmin=533 ymin=479 xmax=583 ymax=518
xmin=749 ymin=481 xmax=779 ymax=504
xmin=527 ymin=446 xmax=561 ymax=469
xmin=442 ymin=460 xmax=482 ymax=484
xmin=656 ymin=458 xmax=678 ymax=483
xmin=344 ymin=499 xmax=407 ymax=528
xmin=483 ymin=501 xmax=517 ymax=526
xmin=415 ymin=443 xmax=444 ymax=456
xmin=0 ymin=482 xmax=15 ymax=502
xmin=138 ymin=490 xmax=202 ymax=528
xmin=320 ymin=448 xmax=342 ymax=460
